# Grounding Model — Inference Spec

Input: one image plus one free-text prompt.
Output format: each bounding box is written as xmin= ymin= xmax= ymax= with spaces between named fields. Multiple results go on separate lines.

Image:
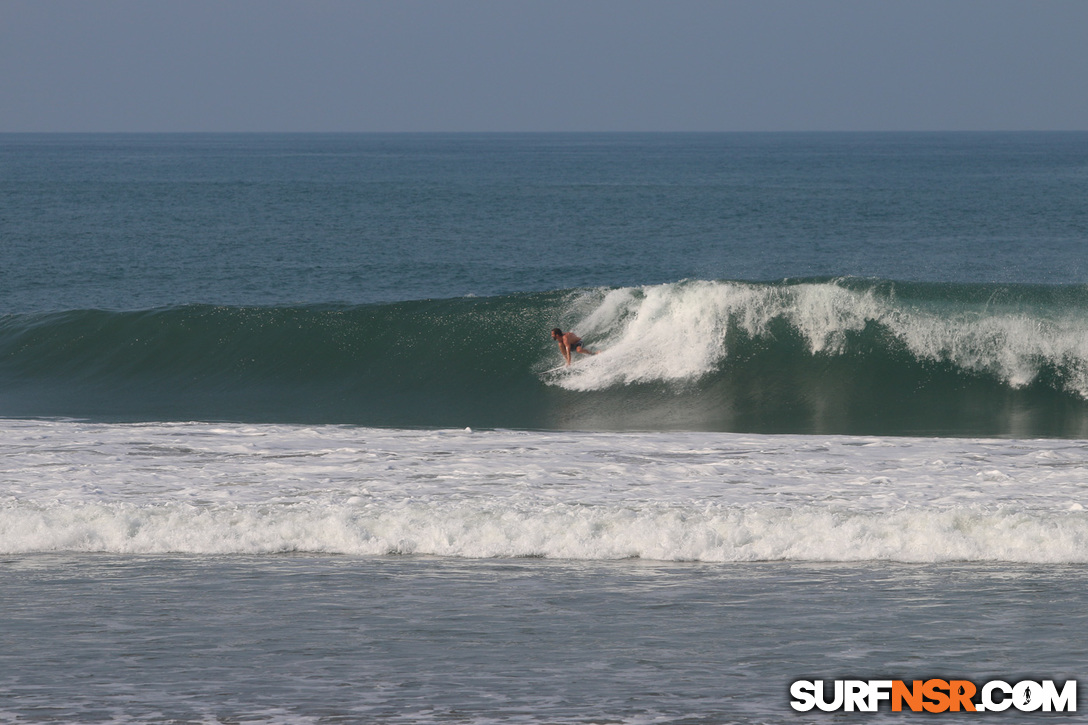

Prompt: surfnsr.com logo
xmin=790 ymin=679 xmax=1077 ymax=713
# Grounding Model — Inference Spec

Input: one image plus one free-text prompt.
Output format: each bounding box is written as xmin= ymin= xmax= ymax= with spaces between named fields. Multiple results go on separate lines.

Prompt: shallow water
xmin=3 ymin=555 xmax=1085 ymax=723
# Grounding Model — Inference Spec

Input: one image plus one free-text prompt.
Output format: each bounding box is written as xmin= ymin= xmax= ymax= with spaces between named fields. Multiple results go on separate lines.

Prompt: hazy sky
xmin=2 ymin=0 xmax=1086 ymax=132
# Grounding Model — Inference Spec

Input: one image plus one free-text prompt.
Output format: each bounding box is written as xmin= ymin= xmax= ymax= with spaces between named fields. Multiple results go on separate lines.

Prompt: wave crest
xmin=550 ymin=279 xmax=1088 ymax=397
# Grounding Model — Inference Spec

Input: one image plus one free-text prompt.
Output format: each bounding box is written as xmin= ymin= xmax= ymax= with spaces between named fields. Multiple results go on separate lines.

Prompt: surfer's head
xmin=551 ymin=328 xmax=563 ymax=339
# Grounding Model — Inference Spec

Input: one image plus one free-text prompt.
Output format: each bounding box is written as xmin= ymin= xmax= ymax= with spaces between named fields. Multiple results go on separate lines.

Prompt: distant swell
xmin=4 ymin=279 xmax=1088 ymax=436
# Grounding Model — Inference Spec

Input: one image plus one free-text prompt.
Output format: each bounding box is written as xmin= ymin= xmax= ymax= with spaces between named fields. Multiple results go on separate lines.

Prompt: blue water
xmin=2 ymin=133 xmax=1088 ymax=722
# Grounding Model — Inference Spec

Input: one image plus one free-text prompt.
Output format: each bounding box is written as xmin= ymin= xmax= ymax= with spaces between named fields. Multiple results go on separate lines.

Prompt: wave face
xmin=4 ymin=279 xmax=1088 ymax=436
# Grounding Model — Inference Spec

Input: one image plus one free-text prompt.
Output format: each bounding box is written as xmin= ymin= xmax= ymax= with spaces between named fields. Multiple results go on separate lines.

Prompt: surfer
xmin=551 ymin=328 xmax=599 ymax=366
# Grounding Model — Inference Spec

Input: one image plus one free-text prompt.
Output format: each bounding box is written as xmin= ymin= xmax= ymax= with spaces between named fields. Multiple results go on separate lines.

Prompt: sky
xmin=1 ymin=0 xmax=1086 ymax=133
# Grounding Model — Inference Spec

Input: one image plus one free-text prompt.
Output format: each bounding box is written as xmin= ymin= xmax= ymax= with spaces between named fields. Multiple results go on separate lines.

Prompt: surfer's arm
xmin=559 ymin=341 xmax=572 ymax=365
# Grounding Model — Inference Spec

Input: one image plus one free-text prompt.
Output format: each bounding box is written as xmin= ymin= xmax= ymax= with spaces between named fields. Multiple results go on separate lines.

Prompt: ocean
xmin=2 ymin=132 xmax=1087 ymax=722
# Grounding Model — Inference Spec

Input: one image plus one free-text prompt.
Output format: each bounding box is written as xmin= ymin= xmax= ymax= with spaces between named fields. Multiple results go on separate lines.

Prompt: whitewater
xmin=5 ymin=419 xmax=1088 ymax=562
xmin=549 ymin=279 xmax=1088 ymax=395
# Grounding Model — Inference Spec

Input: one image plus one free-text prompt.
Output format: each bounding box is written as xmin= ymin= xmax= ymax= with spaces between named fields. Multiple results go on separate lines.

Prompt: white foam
xmin=546 ymin=280 xmax=1088 ymax=396
xmin=4 ymin=420 xmax=1088 ymax=562
xmin=6 ymin=498 xmax=1088 ymax=563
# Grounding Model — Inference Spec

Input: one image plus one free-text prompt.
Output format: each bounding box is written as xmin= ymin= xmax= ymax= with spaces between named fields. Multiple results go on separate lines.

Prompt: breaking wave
xmin=4 ymin=279 xmax=1088 ymax=436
